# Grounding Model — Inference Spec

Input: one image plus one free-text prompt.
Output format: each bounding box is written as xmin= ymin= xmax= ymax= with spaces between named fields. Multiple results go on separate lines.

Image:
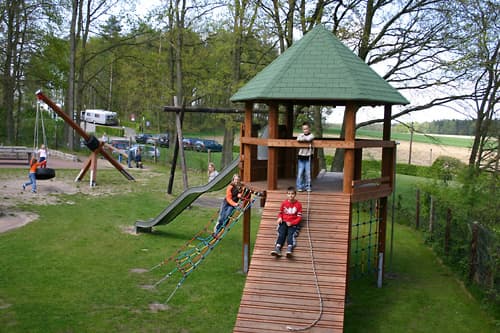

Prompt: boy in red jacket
xmin=271 ymin=186 xmax=303 ymax=258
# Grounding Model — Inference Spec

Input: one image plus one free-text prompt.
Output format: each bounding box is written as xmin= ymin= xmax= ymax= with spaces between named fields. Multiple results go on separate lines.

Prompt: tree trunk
xmin=1 ymin=0 xmax=21 ymax=144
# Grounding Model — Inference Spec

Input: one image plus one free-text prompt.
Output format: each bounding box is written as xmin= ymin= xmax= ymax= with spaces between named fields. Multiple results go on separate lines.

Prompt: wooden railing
xmin=239 ymin=137 xmax=396 ymax=201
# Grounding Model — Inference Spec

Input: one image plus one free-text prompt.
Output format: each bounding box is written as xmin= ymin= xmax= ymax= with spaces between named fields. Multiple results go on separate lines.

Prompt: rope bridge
xmin=149 ymin=187 xmax=263 ymax=304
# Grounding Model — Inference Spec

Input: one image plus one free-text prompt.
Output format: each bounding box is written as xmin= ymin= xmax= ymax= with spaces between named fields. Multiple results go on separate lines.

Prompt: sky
xmin=324 ymin=98 xmax=468 ymax=124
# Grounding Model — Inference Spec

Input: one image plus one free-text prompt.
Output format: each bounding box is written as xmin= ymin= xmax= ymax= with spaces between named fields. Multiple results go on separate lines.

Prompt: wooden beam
xmin=267 ymin=103 xmax=279 ymax=190
xmin=242 ymin=102 xmax=253 ymax=275
xmin=342 ymin=103 xmax=358 ymax=194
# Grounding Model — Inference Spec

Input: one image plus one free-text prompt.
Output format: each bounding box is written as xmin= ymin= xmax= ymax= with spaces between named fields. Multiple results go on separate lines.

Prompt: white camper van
xmin=82 ymin=109 xmax=118 ymax=125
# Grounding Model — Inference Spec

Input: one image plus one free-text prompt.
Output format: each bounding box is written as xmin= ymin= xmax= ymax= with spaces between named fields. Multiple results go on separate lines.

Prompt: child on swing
xmin=37 ymin=144 xmax=48 ymax=167
xmin=22 ymin=156 xmax=43 ymax=193
xmin=270 ymin=186 xmax=303 ymax=258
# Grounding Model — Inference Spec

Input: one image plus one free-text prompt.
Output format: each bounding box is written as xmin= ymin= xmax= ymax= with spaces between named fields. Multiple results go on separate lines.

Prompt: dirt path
xmin=0 ymin=155 xmax=120 ymax=234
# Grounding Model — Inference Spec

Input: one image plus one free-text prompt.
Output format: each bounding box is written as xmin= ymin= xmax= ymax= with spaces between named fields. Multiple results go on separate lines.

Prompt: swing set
xmin=35 ymin=90 xmax=135 ymax=186
xmin=32 ymin=99 xmax=56 ymax=180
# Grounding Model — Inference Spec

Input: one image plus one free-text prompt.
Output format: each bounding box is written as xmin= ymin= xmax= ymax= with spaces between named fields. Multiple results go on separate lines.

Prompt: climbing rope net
xmin=149 ymin=186 xmax=263 ymax=304
xmin=350 ymin=199 xmax=381 ymax=279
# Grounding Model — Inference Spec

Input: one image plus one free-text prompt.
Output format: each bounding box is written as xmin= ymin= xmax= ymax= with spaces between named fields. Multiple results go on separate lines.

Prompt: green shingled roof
xmin=230 ymin=25 xmax=409 ymax=106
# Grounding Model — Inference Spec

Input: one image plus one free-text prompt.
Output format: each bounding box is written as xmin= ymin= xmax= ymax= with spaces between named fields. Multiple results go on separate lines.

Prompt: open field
xmin=362 ymin=140 xmax=471 ymax=166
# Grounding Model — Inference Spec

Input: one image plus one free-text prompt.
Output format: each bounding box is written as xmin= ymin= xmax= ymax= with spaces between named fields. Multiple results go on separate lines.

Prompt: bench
xmin=0 ymin=146 xmax=33 ymax=162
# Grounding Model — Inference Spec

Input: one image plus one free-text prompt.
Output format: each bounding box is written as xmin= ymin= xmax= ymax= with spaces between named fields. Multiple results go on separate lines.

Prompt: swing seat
xmin=36 ymin=168 xmax=56 ymax=180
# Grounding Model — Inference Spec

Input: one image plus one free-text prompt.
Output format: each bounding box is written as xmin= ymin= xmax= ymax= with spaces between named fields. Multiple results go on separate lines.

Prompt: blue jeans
xmin=24 ymin=172 xmax=37 ymax=192
xmin=296 ymin=158 xmax=311 ymax=190
xmin=275 ymin=223 xmax=299 ymax=248
xmin=215 ymin=200 xmax=235 ymax=232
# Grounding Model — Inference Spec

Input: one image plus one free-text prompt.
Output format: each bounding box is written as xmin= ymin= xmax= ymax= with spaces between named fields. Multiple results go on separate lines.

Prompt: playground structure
xmin=136 ymin=25 xmax=408 ymax=331
xmin=35 ymin=90 xmax=134 ymax=186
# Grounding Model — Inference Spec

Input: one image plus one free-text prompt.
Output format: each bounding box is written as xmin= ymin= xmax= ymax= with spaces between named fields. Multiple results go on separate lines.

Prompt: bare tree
xmin=450 ymin=0 xmax=499 ymax=171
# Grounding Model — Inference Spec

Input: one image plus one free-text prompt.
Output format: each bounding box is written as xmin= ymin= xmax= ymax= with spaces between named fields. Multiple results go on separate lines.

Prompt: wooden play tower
xmin=230 ymin=25 xmax=409 ymax=332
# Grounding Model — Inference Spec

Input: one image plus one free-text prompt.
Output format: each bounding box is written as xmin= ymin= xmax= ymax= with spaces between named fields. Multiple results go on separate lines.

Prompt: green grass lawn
xmin=0 ymin=166 xmax=497 ymax=332
xmin=345 ymin=222 xmax=498 ymax=332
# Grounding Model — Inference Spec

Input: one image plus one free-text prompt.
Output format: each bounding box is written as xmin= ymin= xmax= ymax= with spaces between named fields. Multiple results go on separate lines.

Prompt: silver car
xmin=129 ymin=144 xmax=160 ymax=159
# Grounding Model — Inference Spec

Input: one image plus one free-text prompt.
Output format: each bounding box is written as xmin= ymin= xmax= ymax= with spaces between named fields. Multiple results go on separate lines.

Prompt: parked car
xmin=182 ymin=137 xmax=199 ymax=150
xmin=129 ymin=144 xmax=160 ymax=159
xmin=194 ymin=139 xmax=223 ymax=152
xmin=110 ymin=139 xmax=130 ymax=151
xmin=108 ymin=139 xmax=130 ymax=156
xmin=157 ymin=134 xmax=170 ymax=148
xmin=146 ymin=133 xmax=170 ymax=148
xmin=135 ymin=133 xmax=153 ymax=144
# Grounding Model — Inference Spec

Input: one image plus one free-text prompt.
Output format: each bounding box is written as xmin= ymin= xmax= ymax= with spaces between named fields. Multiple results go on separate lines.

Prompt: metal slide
xmin=135 ymin=158 xmax=240 ymax=232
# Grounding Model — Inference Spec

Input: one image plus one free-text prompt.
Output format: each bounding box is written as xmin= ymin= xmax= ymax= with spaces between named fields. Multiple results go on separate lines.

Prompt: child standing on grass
xmin=271 ymin=186 xmax=303 ymax=258
xmin=22 ymin=157 xmax=42 ymax=193
xmin=135 ymin=147 xmax=143 ymax=168
xmin=207 ymin=162 xmax=219 ymax=182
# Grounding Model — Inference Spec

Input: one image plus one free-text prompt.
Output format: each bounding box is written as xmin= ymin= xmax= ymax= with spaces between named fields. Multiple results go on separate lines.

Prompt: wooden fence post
xmin=468 ymin=221 xmax=479 ymax=283
xmin=444 ymin=208 xmax=452 ymax=256
xmin=429 ymin=196 xmax=434 ymax=237
xmin=415 ymin=189 xmax=420 ymax=229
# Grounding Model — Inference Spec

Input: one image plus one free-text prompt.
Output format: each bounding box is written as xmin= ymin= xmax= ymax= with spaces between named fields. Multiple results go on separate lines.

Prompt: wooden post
xmin=243 ymin=102 xmax=253 ymax=182
xmin=429 ymin=196 xmax=434 ymax=237
xmin=90 ymin=151 xmax=98 ymax=187
xmin=242 ymin=102 xmax=253 ymax=275
xmin=468 ymin=221 xmax=479 ymax=283
xmin=415 ymin=189 xmax=420 ymax=229
xmin=176 ymin=109 xmax=189 ymax=190
xmin=267 ymin=103 xmax=279 ymax=190
xmin=377 ymin=197 xmax=388 ymax=287
xmin=382 ymin=106 xmax=395 ymax=189
xmin=354 ymin=149 xmax=362 ymax=181
xmin=444 ymin=208 xmax=452 ymax=256
xmin=285 ymin=103 xmax=295 ymax=178
xmin=343 ymin=103 xmax=357 ymax=193
xmin=408 ymin=122 xmax=414 ymax=165
xmin=243 ymin=209 xmax=251 ymax=274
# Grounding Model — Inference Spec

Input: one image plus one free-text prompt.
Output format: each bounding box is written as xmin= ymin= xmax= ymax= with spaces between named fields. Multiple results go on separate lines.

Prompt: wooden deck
xmin=246 ymin=171 xmax=344 ymax=193
xmin=233 ymin=190 xmax=352 ymax=332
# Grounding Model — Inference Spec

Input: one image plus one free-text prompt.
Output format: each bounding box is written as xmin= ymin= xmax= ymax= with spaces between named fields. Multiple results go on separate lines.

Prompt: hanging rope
xmin=286 ymin=144 xmax=324 ymax=332
xmin=150 ymin=187 xmax=262 ymax=304
xmin=33 ymin=102 xmax=40 ymax=152
xmin=40 ymin=105 xmax=47 ymax=149
xmin=33 ymin=101 xmax=48 ymax=153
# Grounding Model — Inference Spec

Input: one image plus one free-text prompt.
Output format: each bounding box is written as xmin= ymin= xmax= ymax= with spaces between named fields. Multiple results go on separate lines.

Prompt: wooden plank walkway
xmin=234 ymin=191 xmax=352 ymax=332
